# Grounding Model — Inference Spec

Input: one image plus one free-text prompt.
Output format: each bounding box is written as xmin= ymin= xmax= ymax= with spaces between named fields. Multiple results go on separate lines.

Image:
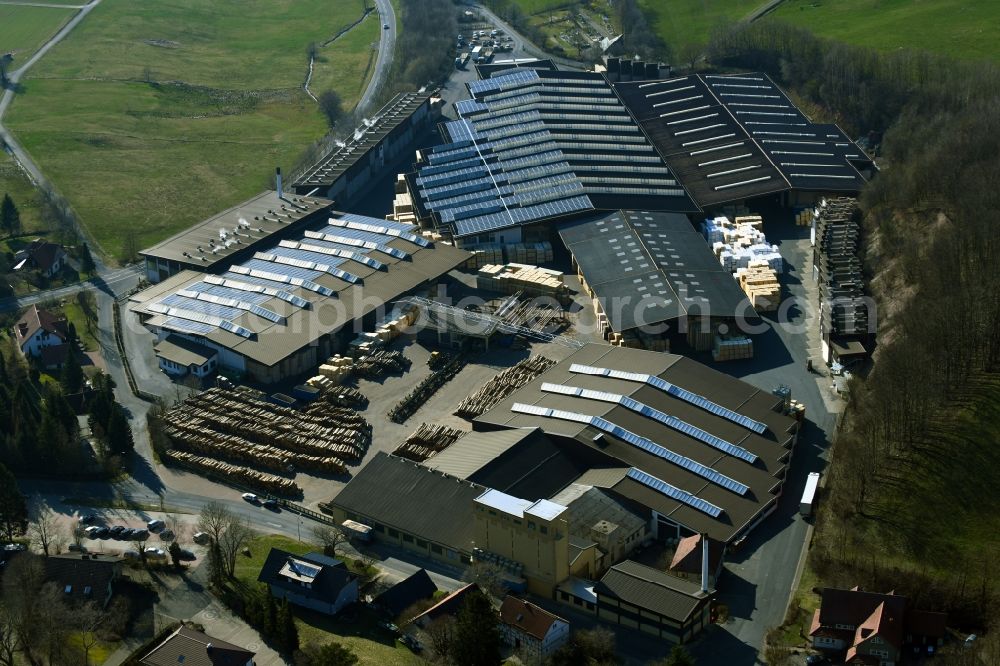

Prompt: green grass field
xmin=771 ymin=0 xmax=999 ymax=61
xmin=638 ymin=0 xmax=758 ymax=50
xmin=6 ymin=0 xmax=379 ymax=261
xmin=0 ymin=5 xmax=75 ymax=61
xmin=0 ymin=152 xmax=46 ymax=236
xmin=510 ymin=0 xmax=576 ymax=14
xmin=309 ymin=13 xmax=381 ymax=108
xmin=234 ymin=535 xmax=421 ymax=666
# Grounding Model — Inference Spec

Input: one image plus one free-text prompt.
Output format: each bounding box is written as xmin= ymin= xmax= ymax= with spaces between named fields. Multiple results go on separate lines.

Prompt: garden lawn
xmin=0 ymin=5 xmax=75 ymax=61
xmin=310 ymin=13 xmax=381 ymax=111
xmin=0 ymin=152 xmax=46 ymax=236
xmin=6 ymin=0 xmax=379 ymax=261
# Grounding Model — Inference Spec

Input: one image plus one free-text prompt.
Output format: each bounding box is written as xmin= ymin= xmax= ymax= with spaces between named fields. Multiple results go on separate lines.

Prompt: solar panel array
xmin=539 ymin=382 xmax=757 ymax=463
xmin=412 ymin=68 xmax=698 ymax=239
xmin=626 ymin=468 xmax=723 ymax=518
xmin=145 ymin=212 xmax=427 ymax=341
xmin=568 ymin=363 xmax=768 ymax=434
xmin=509 ymin=401 xmax=749 ymax=495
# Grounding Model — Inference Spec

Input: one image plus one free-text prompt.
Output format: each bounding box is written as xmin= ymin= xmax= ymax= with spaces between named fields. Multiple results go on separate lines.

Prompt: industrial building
xmin=130 ymin=209 xmax=467 ymax=384
xmin=328 ymin=344 xmax=797 ymax=601
xmin=293 ymin=91 xmax=439 ymax=203
xmin=140 ymin=190 xmax=337 ymax=284
xmin=403 ymin=64 xmax=871 ymax=247
xmin=559 ymin=210 xmax=754 ymax=345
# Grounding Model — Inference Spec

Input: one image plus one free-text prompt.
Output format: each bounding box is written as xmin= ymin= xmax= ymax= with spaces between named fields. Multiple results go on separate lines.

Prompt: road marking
xmin=267 ymin=522 xmax=281 ymax=528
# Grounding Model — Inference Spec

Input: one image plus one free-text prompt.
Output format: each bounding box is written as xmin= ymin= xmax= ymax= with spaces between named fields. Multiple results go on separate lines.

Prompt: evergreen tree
xmin=0 ymin=462 xmax=28 ymax=540
xmin=278 ymin=600 xmax=299 ymax=654
xmin=664 ymin=645 xmax=696 ymax=666
xmin=168 ymin=540 xmax=182 ymax=568
xmin=449 ymin=590 xmax=500 ymax=666
xmin=1 ymin=194 xmax=20 ymax=237
xmin=207 ymin=541 xmax=224 ymax=586
xmin=60 ymin=350 xmax=84 ymax=394
xmin=79 ymin=243 xmax=96 ymax=275
xmin=106 ymin=405 xmax=134 ymax=455
xmin=266 ymin=593 xmax=278 ymax=639
xmin=66 ymin=322 xmax=78 ymax=346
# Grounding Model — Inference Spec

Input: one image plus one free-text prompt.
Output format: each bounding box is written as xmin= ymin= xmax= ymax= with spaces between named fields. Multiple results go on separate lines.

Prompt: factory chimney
xmin=275 ymin=166 xmax=283 ymax=200
xmin=701 ymin=533 xmax=710 ymax=594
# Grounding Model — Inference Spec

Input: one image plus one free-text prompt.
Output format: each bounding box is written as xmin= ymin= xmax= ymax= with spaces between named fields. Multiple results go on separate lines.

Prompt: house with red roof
xmin=13 ymin=305 xmax=69 ymax=367
xmin=669 ymin=534 xmax=724 ymax=588
xmin=810 ymin=587 xmax=947 ymax=664
xmin=498 ymin=595 xmax=569 ymax=663
xmin=14 ymin=239 xmax=67 ymax=278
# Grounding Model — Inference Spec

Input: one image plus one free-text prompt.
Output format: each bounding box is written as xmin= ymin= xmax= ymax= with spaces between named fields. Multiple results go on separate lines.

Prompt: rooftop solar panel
xmin=626 ymin=468 xmax=724 ymax=518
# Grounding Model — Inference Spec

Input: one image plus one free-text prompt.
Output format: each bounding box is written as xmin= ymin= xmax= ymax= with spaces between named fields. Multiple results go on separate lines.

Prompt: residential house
xmin=809 ymin=587 xmax=947 ymax=665
xmin=13 ymin=305 xmax=68 ymax=364
xmin=257 ymin=549 xmax=358 ymax=616
xmin=669 ymin=534 xmax=725 ymax=588
xmin=44 ymin=552 xmax=121 ymax=608
xmin=594 ymin=560 xmax=713 ymax=645
xmin=373 ymin=568 xmax=437 ymax=619
xmin=498 ymin=595 xmax=570 ymax=663
xmin=14 ymin=239 xmax=68 ymax=278
xmin=140 ymin=625 xmax=254 ymax=666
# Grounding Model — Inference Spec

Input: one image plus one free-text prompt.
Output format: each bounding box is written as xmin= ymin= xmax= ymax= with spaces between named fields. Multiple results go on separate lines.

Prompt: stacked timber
xmin=737 ymin=261 xmax=781 ymax=311
xmin=454 ymin=356 xmax=556 ymax=418
xmin=393 ymin=423 xmax=465 ymax=462
xmin=354 ymin=349 xmax=410 ymax=379
xmin=162 ymin=450 xmax=300 ymax=496
xmin=308 ymin=385 xmax=368 ymax=410
xmin=462 ymin=244 xmax=504 ymax=270
xmin=507 ymin=242 xmax=554 ymax=265
xmin=388 ymin=354 xmax=466 ymax=424
xmin=795 ymin=209 xmax=813 ymax=227
xmin=387 ymin=175 xmax=418 ymax=225
xmin=712 ymin=334 xmax=753 ymax=362
xmin=318 ymin=355 xmax=354 ymax=383
xmin=686 ymin=320 xmax=715 ymax=352
xmin=477 ymin=263 xmax=566 ymax=297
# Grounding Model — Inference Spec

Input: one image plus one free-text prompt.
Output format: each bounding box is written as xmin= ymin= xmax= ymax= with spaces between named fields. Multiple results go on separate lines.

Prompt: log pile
xmin=353 ymin=349 xmax=411 ymax=379
xmin=163 ymin=449 xmax=300 ymax=496
xmin=388 ymin=354 xmax=466 ymax=423
xmin=393 ymin=423 xmax=466 ymax=462
xmin=306 ymin=385 xmax=368 ymax=410
xmin=454 ymin=356 xmax=555 ymax=419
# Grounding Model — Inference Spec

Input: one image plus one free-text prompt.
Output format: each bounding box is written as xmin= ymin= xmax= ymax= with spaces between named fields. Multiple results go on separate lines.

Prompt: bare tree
xmin=463 ymin=561 xmax=506 ymax=601
xmin=312 ymin=524 xmax=347 ymax=556
xmin=425 ymin=616 xmax=455 ymax=658
xmin=197 ymin=501 xmax=230 ymax=545
xmin=0 ymin=601 xmax=20 ymax=666
xmin=218 ymin=516 xmax=254 ymax=578
xmin=70 ymin=524 xmax=86 ymax=548
xmin=75 ymin=601 xmax=106 ymax=666
xmin=27 ymin=506 xmax=62 ymax=556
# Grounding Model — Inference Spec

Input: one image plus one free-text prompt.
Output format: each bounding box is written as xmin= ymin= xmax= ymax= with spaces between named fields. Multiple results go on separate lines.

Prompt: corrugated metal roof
xmin=595 ymin=560 xmax=709 ymax=622
xmin=423 ymin=428 xmax=541 ymax=478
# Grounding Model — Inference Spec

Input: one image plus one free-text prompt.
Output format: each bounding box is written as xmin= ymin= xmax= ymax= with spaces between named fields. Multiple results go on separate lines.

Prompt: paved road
xmin=356 ymin=0 xmax=396 ymax=114
xmin=0 ymin=263 xmax=141 ymax=313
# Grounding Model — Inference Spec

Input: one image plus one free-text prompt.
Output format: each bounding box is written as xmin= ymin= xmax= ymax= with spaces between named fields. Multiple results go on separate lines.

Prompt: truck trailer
xmin=800 ymin=472 xmax=820 ymax=516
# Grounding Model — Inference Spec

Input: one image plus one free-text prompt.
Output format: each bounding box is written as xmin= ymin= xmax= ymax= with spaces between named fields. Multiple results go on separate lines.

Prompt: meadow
xmin=0 ymin=5 xmax=75 ymax=61
xmin=6 ymin=0 xmax=378 ymax=261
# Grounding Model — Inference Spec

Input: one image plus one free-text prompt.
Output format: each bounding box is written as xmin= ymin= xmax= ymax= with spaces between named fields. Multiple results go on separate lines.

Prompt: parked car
xmin=806 ymin=656 xmax=826 ymax=665
xmin=3 ymin=543 xmax=26 ymax=552
xmin=78 ymin=514 xmax=97 ymax=525
xmin=147 ymin=519 xmax=165 ymax=533
xmin=84 ymin=526 xmax=101 ymax=538
xmin=67 ymin=543 xmax=85 ymax=553
xmin=383 ymin=23 xmax=389 ymax=29
xmin=93 ymin=527 xmax=110 ymax=538
xmin=398 ymin=635 xmax=422 ymax=653
xmin=177 ymin=549 xmax=197 ymax=561
xmin=109 ymin=526 xmax=126 ymax=538
xmin=242 ymin=493 xmax=258 ymax=503
xmin=159 ymin=529 xmax=175 ymax=541
xmin=144 ymin=547 xmax=167 ymax=559
xmin=262 ymin=498 xmax=279 ymax=510
xmin=193 ymin=532 xmax=209 ymax=545
xmin=122 ymin=550 xmax=141 ymax=560
xmin=130 ymin=529 xmax=149 ymax=541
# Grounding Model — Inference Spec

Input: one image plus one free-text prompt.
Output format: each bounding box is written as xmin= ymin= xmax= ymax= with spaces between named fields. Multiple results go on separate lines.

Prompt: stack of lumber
xmin=795 ymin=208 xmax=813 ymax=227
xmin=163 ymin=449 xmax=300 ymax=496
xmin=353 ymin=349 xmax=410 ymax=379
xmin=305 ymin=384 xmax=368 ymax=409
xmin=389 ymin=354 xmax=466 ymax=424
xmin=705 ymin=215 xmax=783 ymax=274
xmin=462 ymin=244 xmax=504 ymax=270
xmin=737 ymin=261 xmax=781 ymax=311
xmin=507 ymin=242 xmax=554 ymax=264
xmin=393 ymin=423 xmax=465 ymax=462
xmin=318 ymin=355 xmax=354 ymax=383
xmin=788 ymin=399 xmax=806 ymax=422
xmin=686 ymin=320 xmax=715 ymax=352
xmin=712 ymin=334 xmax=753 ymax=361
xmin=454 ymin=356 xmax=555 ymax=418
xmin=477 ymin=263 xmax=565 ymax=297
xmin=387 ymin=174 xmax=418 ymax=225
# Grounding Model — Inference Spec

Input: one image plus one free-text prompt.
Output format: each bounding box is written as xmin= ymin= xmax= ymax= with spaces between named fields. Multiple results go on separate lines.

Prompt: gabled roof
xmin=24 ymin=239 xmax=66 ymax=273
xmin=669 ymin=534 xmax=724 ymax=575
xmin=499 ymin=595 xmax=566 ymax=641
xmin=141 ymin=625 xmax=254 ymax=666
xmin=595 ymin=560 xmax=710 ymax=622
xmin=813 ymin=587 xmax=907 ymax=651
xmin=44 ymin=553 xmax=119 ymax=603
xmin=412 ymin=583 xmax=481 ymax=625
xmin=14 ymin=305 xmax=66 ymax=345
xmin=257 ymin=548 xmax=354 ymax=600
xmin=374 ymin=568 xmax=438 ymax=617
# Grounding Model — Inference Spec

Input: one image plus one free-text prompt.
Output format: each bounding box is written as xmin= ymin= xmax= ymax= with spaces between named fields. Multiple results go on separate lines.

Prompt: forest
xmin=707 ymin=20 xmax=1000 ymax=631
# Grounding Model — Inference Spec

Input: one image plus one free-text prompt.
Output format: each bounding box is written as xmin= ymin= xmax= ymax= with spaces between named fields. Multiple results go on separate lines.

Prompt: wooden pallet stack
xmin=462 ymin=244 xmax=504 ymax=270
xmin=712 ymin=334 xmax=754 ymax=362
xmin=454 ymin=356 xmax=555 ymax=418
xmin=737 ymin=261 xmax=781 ymax=311
xmin=353 ymin=349 xmax=410 ymax=379
xmin=387 ymin=174 xmax=419 ymax=225
xmin=318 ymin=355 xmax=354 ymax=383
xmin=795 ymin=209 xmax=813 ymax=227
xmin=686 ymin=320 xmax=715 ymax=352
xmin=635 ymin=330 xmax=670 ymax=352
xmin=507 ymin=242 xmax=554 ymax=265
xmin=393 ymin=423 xmax=466 ymax=462
xmin=163 ymin=449 xmax=301 ymax=496
xmin=476 ymin=263 xmax=566 ymax=297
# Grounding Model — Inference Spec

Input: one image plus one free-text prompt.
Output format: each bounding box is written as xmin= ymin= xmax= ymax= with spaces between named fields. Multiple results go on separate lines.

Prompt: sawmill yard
xmin=3 ymin=0 xmax=377 ymax=260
